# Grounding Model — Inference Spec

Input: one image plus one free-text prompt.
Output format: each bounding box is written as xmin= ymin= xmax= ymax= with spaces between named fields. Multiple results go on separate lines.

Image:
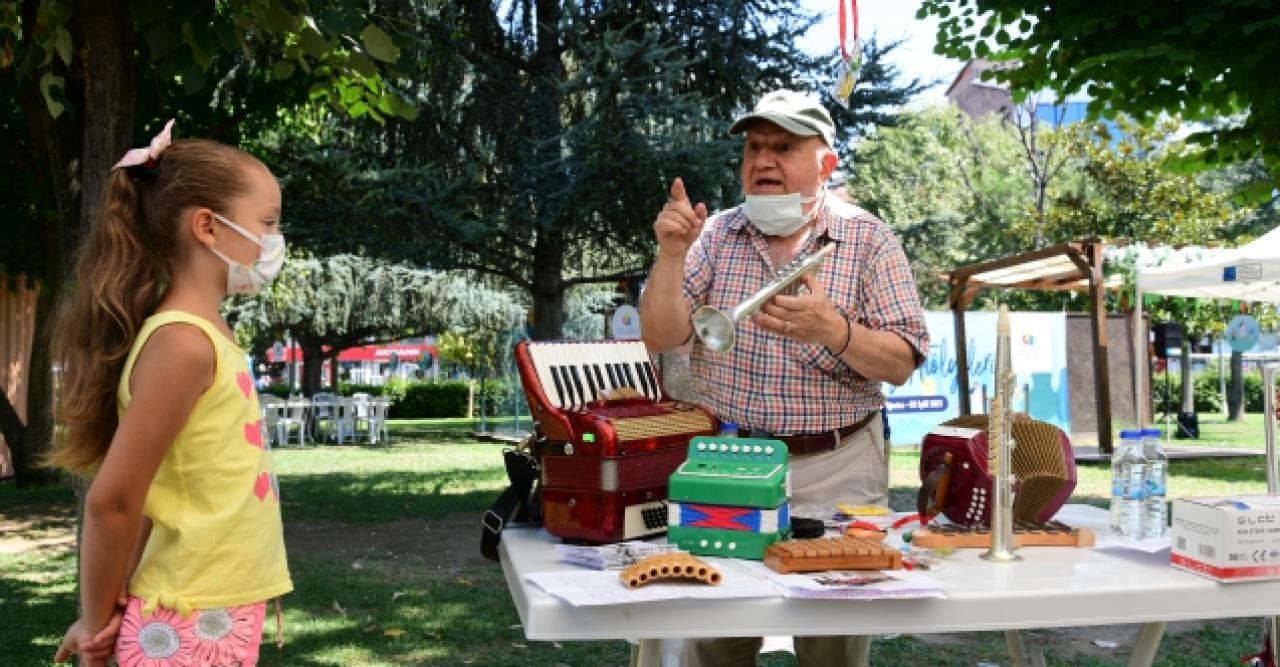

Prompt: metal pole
xmin=1133 ymin=286 xmax=1146 ymax=428
xmin=1264 ymin=364 xmax=1277 ymax=495
xmin=1219 ymin=338 xmax=1227 ymax=417
xmin=285 ymin=331 xmax=295 ymax=394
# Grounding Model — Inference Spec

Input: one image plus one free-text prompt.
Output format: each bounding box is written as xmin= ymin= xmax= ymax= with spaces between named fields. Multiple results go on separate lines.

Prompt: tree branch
xmin=453 ymin=258 xmax=531 ymax=291
xmin=562 ymin=265 xmax=651 ymax=288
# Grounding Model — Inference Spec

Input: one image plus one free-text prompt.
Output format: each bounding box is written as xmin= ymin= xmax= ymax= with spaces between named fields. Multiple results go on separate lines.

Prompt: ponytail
xmin=48 ymin=138 xmax=262 ymax=475
xmin=48 ymin=170 xmax=166 ymax=474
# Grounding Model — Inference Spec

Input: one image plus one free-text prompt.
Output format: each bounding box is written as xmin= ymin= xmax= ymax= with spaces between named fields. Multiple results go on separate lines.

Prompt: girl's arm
xmin=124 ymin=517 xmax=154 ymax=594
xmin=74 ymin=517 xmax=154 ymax=661
xmin=56 ymin=325 xmax=213 ymax=662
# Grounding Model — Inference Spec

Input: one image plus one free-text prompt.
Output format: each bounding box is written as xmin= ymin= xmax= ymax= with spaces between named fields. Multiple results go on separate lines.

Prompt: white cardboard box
xmin=1171 ymin=495 xmax=1280 ymax=582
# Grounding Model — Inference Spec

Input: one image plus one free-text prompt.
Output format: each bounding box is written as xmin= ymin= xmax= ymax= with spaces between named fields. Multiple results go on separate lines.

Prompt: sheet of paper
xmin=526 ymin=562 xmax=779 ymax=607
xmin=738 ymin=561 xmax=947 ymax=600
xmin=1093 ymin=535 xmax=1172 ymax=554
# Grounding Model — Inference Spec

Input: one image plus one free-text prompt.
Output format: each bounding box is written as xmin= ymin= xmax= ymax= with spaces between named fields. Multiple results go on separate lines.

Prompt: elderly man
xmin=639 ymin=90 xmax=929 ymax=667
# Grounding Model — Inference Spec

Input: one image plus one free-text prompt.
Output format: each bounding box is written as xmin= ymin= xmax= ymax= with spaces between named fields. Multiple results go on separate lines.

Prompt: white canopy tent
xmin=1132 ymin=226 xmax=1280 ymax=492
xmin=1135 ymin=226 xmax=1280 ymax=302
xmin=1133 ymin=226 xmax=1280 ymax=419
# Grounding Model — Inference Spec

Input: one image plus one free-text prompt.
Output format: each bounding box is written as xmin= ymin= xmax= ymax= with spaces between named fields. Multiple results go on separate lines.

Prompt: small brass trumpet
xmin=691 ymin=243 xmax=837 ymax=352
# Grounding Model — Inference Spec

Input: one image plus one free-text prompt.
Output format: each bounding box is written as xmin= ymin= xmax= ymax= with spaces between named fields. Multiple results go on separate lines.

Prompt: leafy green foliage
xmin=268 ymin=1 xmax=924 ymax=338
xmin=0 ymin=0 xmax=415 ymax=122
xmin=852 ymin=105 xmax=1255 ymax=312
xmin=850 ymin=105 xmax=1033 ymax=305
xmin=436 ymin=331 xmax=485 ymax=376
xmin=388 ymin=382 xmax=471 ymax=419
xmin=231 ymin=253 xmax=524 ymax=395
xmin=1040 ymin=117 xmax=1234 ymax=247
xmin=918 ymin=0 xmax=1280 ymax=192
xmin=1154 ymin=369 xmax=1272 ymax=416
xmin=234 ymin=253 xmax=523 ymax=346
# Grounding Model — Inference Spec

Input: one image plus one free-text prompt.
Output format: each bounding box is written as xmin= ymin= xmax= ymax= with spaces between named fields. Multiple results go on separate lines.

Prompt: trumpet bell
xmin=692 ymin=306 xmax=735 ymax=352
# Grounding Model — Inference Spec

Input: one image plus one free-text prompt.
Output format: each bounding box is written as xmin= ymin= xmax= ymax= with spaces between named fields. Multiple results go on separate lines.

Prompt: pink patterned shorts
xmin=114 ymin=596 xmax=266 ymax=667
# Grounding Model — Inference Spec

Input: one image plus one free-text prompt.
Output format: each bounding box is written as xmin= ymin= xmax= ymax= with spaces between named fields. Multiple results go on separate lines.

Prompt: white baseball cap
xmin=729 ymin=89 xmax=836 ymax=147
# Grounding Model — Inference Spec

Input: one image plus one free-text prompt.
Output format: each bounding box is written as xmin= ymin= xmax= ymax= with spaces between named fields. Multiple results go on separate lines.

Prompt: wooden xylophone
xmin=910 ymin=520 xmax=1096 ymax=549
xmin=763 ymin=536 xmax=903 ymax=573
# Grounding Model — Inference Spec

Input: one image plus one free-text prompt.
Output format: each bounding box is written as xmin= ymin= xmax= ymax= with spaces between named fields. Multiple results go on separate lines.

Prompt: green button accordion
xmin=667 ymin=436 xmax=791 ymax=559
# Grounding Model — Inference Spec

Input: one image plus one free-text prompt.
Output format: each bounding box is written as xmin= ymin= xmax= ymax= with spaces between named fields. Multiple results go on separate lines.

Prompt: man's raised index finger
xmin=670 ymin=177 xmax=689 ymax=203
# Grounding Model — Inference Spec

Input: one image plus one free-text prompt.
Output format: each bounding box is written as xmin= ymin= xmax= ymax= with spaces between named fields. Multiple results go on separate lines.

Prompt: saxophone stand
xmin=1247 ymin=364 xmax=1280 ymax=667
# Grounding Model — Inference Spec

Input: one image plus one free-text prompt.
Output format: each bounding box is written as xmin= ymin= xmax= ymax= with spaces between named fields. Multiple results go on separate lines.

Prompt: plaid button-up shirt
xmin=682 ymin=198 xmax=928 ymax=433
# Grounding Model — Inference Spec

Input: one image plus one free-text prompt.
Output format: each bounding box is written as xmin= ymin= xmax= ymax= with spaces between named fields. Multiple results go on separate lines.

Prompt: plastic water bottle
xmin=1110 ymin=430 xmax=1139 ymax=535
xmin=1117 ymin=429 xmax=1148 ymax=539
xmin=1142 ymin=428 xmax=1168 ymax=538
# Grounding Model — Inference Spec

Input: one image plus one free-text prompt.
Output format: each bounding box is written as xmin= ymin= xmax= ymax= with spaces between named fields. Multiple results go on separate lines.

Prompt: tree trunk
xmin=530 ymin=231 xmax=566 ymax=340
xmin=78 ymin=0 xmax=136 ymax=254
xmin=1228 ymin=349 xmax=1245 ymax=421
xmin=299 ymin=341 xmax=326 ymax=397
xmin=526 ymin=0 xmax=566 ymax=342
xmin=1179 ymin=339 xmax=1194 ymax=414
xmin=12 ymin=0 xmax=134 ymax=482
xmin=329 ymin=350 xmax=340 ymax=390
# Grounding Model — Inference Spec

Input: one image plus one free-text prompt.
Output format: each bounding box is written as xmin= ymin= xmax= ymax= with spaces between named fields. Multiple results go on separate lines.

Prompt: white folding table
xmin=499 ymin=506 xmax=1280 ymax=666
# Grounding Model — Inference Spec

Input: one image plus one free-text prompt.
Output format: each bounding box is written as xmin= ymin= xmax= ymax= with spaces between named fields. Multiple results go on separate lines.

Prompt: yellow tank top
xmin=119 ymin=311 xmax=292 ymax=615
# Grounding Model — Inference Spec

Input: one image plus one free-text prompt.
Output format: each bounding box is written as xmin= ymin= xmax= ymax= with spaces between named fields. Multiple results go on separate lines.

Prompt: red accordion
xmin=918 ymin=415 xmax=1076 ymax=525
xmin=515 ymin=340 xmax=717 ymax=543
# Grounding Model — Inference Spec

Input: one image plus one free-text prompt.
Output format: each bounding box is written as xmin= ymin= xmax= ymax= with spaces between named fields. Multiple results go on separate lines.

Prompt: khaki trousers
xmin=685 ymin=414 xmax=887 ymax=667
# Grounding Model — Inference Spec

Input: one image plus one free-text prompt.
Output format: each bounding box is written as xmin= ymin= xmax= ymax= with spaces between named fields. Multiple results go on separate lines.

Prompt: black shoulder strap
xmin=480 ymin=448 xmax=542 ymax=562
xmin=917 ymin=453 xmax=952 ymax=522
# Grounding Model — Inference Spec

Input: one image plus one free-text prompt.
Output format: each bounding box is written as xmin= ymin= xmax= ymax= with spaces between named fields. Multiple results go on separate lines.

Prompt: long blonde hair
xmin=49 ymin=139 xmax=265 ymax=475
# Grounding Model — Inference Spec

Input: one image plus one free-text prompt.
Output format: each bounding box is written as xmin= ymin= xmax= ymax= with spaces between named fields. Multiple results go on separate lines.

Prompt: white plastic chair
xmin=330 ymin=397 xmax=357 ymax=444
xmin=311 ymin=392 xmax=337 ymax=441
xmin=282 ymin=399 xmax=310 ymax=445
xmin=352 ymin=396 xmax=372 ymax=441
xmin=366 ymin=397 xmax=391 ymax=445
xmin=260 ymin=396 xmax=285 ymax=447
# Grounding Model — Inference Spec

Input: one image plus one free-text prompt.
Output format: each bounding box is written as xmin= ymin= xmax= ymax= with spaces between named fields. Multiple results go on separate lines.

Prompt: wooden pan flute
xmin=620 ymin=553 xmax=722 ymax=589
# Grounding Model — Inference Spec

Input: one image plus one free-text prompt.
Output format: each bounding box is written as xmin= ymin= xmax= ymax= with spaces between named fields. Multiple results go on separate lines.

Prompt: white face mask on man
xmin=741 ymin=189 xmax=824 ymax=236
xmin=208 ymin=212 xmax=286 ymax=295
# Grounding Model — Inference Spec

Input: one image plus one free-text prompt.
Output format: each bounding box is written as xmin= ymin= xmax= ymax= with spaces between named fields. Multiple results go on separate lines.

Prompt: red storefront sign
xmin=265 ymin=343 xmax=436 ymax=363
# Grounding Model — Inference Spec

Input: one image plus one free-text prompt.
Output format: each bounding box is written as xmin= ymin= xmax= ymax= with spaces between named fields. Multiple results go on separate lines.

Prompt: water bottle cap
xmin=1119 ymin=429 xmax=1144 ymax=439
xmin=719 ymin=421 xmax=738 ymax=434
xmin=1141 ymin=428 xmax=1162 ymax=437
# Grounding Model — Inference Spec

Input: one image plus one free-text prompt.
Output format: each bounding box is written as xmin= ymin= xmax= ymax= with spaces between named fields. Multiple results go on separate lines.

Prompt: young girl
xmin=50 ymin=121 xmax=292 ymax=666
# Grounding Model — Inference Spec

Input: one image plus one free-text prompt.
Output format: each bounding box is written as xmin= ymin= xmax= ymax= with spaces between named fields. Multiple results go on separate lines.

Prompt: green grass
xmin=2 ymin=417 xmax=1276 ymax=666
xmin=1164 ymin=412 xmax=1269 ymax=449
xmin=1106 ymin=412 xmax=1269 ymax=449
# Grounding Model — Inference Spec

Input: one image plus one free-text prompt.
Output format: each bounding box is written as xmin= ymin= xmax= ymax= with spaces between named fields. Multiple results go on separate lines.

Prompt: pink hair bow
xmin=112 ymin=119 xmax=175 ymax=170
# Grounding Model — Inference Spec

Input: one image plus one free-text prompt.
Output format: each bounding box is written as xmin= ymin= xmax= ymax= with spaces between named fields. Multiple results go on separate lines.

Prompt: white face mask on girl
xmin=209 ymin=212 xmax=286 ymax=295
xmin=740 ymin=189 xmax=824 ymax=236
